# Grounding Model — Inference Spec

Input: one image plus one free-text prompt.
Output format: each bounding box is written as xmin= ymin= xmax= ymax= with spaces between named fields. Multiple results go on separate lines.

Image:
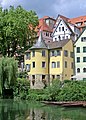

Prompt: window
xmin=76 ymin=22 xmax=82 ymax=26
xmin=59 ymin=27 xmax=61 ymax=32
xmin=51 ymin=51 xmax=54 ymax=56
xmin=66 ymin=36 xmax=68 ymax=39
xmin=57 ymin=50 xmax=61 ymax=56
xmin=64 ymin=50 xmax=68 ymax=57
xmin=55 ymin=38 xmax=57 ymax=41
xmin=76 ymin=47 xmax=80 ymax=53
xmin=83 ymin=47 xmax=86 ymax=52
xmin=83 ymin=68 xmax=86 ymax=73
xmin=42 ymin=50 xmax=45 ymax=56
xmin=70 ymin=52 xmax=74 ymax=58
xmin=26 ymin=64 xmax=30 ymax=72
xmin=57 ymin=61 xmax=60 ymax=68
xmin=46 ymin=32 xmax=49 ymax=36
xmin=71 ymin=62 xmax=73 ymax=69
xmin=52 ymin=75 xmax=55 ymax=79
xmin=77 ymin=68 xmax=80 ymax=73
xmin=58 ymin=35 xmax=61 ymax=40
xmin=83 ymin=57 xmax=86 ymax=62
xmin=65 ymin=61 xmax=67 ymax=68
xmin=32 ymin=75 xmax=35 ymax=86
xmin=62 ymin=27 xmax=64 ymax=31
xmin=32 ymin=51 xmax=35 ymax=57
xmin=32 ymin=62 xmax=35 ymax=68
xmin=57 ymin=75 xmax=60 ymax=79
xmin=52 ymin=62 xmax=56 ymax=68
xmin=42 ymin=62 xmax=46 ymax=68
xmin=32 ymin=75 xmax=35 ymax=79
xmin=77 ymin=57 xmax=80 ymax=63
xmin=42 ymin=75 xmax=45 ymax=80
xmin=62 ymin=36 xmax=65 ymax=39
xmin=84 ymin=21 xmax=86 ymax=25
xmin=26 ymin=53 xmax=30 ymax=60
xmin=81 ymin=37 xmax=86 ymax=42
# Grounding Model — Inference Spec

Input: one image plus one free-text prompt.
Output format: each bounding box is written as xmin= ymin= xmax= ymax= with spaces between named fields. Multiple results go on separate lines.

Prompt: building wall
xmin=49 ymin=48 xmax=63 ymax=80
xmin=25 ymin=49 xmax=49 ymax=89
xmin=53 ymin=20 xmax=72 ymax=41
xmin=74 ymin=29 xmax=86 ymax=80
xmin=62 ymin=40 xmax=74 ymax=80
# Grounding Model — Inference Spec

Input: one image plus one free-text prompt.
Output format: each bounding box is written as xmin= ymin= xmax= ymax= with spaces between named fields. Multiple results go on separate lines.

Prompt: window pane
xmin=65 ymin=61 xmax=67 ymax=68
xmin=83 ymin=47 xmax=86 ymax=52
xmin=83 ymin=68 xmax=86 ymax=72
xmin=51 ymin=51 xmax=54 ymax=56
xmin=42 ymin=62 xmax=46 ymax=68
xmin=77 ymin=68 xmax=80 ymax=73
xmin=57 ymin=61 xmax=60 ymax=68
xmin=77 ymin=57 xmax=80 ymax=63
xmin=77 ymin=47 xmax=80 ymax=53
xmin=83 ymin=57 xmax=86 ymax=62
xmin=26 ymin=64 xmax=30 ymax=72
xmin=32 ymin=62 xmax=35 ymax=68
xmin=52 ymin=62 xmax=56 ymax=68
xmin=32 ymin=51 xmax=35 ymax=57
xmin=42 ymin=50 xmax=45 ymax=56
xmin=70 ymin=52 xmax=74 ymax=58
xmin=64 ymin=50 xmax=68 ymax=57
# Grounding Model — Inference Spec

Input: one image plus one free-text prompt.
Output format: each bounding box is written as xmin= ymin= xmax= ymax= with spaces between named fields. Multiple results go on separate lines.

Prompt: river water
xmin=0 ymin=99 xmax=86 ymax=120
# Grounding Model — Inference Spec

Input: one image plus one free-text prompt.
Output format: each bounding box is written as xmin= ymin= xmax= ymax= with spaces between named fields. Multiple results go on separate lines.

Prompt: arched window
xmin=77 ymin=68 xmax=80 ymax=73
xmin=83 ymin=68 xmax=86 ymax=72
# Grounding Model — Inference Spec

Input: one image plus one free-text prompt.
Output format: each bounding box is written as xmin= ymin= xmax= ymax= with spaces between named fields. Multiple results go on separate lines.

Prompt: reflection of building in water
xmin=28 ymin=108 xmax=47 ymax=120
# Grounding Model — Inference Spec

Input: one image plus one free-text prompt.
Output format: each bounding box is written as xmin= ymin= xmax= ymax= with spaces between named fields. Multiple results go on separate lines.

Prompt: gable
xmin=53 ymin=19 xmax=73 ymax=36
xmin=75 ymin=29 xmax=86 ymax=46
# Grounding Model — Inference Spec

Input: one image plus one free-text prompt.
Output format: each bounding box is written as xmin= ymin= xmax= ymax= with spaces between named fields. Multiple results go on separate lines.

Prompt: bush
xmin=14 ymin=78 xmax=30 ymax=100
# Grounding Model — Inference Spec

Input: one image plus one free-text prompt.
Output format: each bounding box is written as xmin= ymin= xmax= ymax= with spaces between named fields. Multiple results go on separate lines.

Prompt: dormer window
xmin=84 ymin=21 xmax=86 ymax=25
xmin=76 ymin=22 xmax=82 ymax=26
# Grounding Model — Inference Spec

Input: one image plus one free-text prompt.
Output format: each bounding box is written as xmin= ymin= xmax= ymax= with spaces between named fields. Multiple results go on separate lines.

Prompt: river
xmin=0 ymin=99 xmax=86 ymax=120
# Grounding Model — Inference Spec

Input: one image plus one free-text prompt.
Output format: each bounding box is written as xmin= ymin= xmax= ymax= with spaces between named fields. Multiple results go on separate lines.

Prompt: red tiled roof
xmin=57 ymin=14 xmax=69 ymax=22
xmin=69 ymin=15 xmax=86 ymax=24
xmin=35 ymin=16 xmax=55 ymax=36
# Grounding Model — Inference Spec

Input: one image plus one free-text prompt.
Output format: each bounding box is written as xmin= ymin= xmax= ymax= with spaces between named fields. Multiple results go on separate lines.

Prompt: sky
xmin=0 ymin=0 xmax=86 ymax=19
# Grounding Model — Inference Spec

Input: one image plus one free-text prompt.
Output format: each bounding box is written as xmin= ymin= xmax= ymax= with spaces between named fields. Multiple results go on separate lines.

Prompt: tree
xmin=0 ymin=57 xmax=18 ymax=98
xmin=0 ymin=6 xmax=38 ymax=57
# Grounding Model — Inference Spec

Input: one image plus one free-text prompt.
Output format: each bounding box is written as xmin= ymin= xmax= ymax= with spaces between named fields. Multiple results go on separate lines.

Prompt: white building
xmin=53 ymin=18 xmax=80 ymax=42
xmin=73 ymin=28 xmax=86 ymax=80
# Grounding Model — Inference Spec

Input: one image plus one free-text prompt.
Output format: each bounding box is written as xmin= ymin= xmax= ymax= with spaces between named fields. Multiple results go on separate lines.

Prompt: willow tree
xmin=0 ymin=6 xmax=38 ymax=57
xmin=0 ymin=57 xmax=18 ymax=97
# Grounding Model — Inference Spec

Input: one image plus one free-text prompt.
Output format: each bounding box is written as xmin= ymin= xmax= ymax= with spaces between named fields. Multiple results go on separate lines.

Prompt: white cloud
xmin=0 ymin=0 xmax=86 ymax=18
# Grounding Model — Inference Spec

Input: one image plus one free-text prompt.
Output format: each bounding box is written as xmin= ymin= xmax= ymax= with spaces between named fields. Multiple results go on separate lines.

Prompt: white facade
xmin=53 ymin=19 xmax=80 ymax=42
xmin=74 ymin=29 xmax=86 ymax=80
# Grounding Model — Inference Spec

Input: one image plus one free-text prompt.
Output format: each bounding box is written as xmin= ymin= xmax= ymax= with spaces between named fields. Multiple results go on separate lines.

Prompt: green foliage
xmin=27 ymin=80 xmax=86 ymax=102
xmin=0 ymin=57 xmax=18 ymax=95
xmin=14 ymin=78 xmax=30 ymax=100
xmin=17 ymin=71 xmax=28 ymax=78
xmin=0 ymin=6 xmax=38 ymax=57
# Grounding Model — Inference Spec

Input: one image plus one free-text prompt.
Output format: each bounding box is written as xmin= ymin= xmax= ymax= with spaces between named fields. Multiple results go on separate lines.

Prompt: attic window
xmin=84 ymin=21 xmax=86 ymax=25
xmin=76 ymin=22 xmax=82 ymax=26
xmin=46 ymin=32 xmax=49 ymax=36
xmin=81 ymin=37 xmax=86 ymax=42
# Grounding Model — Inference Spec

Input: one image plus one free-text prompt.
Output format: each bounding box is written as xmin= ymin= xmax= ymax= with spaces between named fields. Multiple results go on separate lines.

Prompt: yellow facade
xmin=25 ymin=40 xmax=74 ymax=79
xmin=62 ymin=40 xmax=74 ymax=80
xmin=25 ymin=32 xmax=74 ymax=89
xmin=25 ymin=49 xmax=48 ymax=75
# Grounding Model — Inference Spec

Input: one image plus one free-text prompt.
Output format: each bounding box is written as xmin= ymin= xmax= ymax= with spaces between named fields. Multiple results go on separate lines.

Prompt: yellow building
xmin=25 ymin=32 xmax=74 ymax=89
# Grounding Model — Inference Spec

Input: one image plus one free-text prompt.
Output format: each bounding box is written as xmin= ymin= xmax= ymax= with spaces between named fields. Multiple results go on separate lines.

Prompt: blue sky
xmin=0 ymin=0 xmax=86 ymax=19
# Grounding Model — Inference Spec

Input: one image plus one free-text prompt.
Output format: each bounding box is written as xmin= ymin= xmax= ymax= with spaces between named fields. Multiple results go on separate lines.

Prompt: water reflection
xmin=0 ymin=99 xmax=86 ymax=120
